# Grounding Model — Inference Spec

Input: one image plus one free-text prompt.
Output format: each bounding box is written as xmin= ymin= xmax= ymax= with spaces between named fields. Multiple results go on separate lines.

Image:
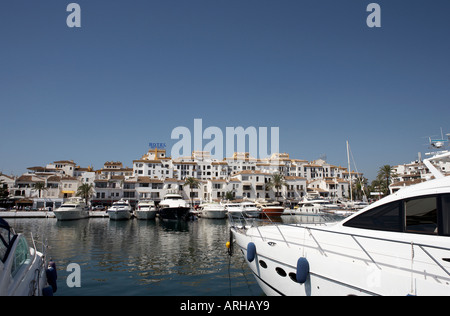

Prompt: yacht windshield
xmin=0 ymin=218 xmax=14 ymax=263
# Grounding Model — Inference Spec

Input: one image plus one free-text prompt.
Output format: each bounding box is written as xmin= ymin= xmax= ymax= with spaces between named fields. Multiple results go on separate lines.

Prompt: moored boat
xmin=107 ymin=199 xmax=132 ymax=220
xmin=0 ymin=217 xmax=56 ymax=296
xmin=230 ymin=151 xmax=450 ymax=296
xmin=135 ymin=200 xmax=157 ymax=220
xmin=258 ymin=201 xmax=285 ymax=218
xmin=159 ymin=193 xmax=191 ymax=221
xmin=53 ymin=197 xmax=89 ymax=221
xmin=226 ymin=201 xmax=261 ymax=218
xmin=199 ymin=203 xmax=227 ymax=219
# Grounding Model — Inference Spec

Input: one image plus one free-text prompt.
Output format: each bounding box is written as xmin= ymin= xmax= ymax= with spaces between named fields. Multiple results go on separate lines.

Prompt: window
xmin=405 ymin=197 xmax=437 ymax=235
xmin=343 ymin=201 xmax=402 ymax=232
xmin=11 ymin=237 xmax=30 ymax=277
xmin=344 ymin=194 xmax=450 ymax=236
xmin=440 ymin=194 xmax=450 ymax=236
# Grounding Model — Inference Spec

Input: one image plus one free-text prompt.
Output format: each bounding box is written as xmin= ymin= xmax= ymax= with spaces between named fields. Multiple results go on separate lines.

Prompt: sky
xmin=1 ymin=0 xmax=449 ymax=181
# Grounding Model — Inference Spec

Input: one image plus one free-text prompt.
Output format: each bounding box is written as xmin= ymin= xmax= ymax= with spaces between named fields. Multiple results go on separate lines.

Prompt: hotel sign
xmin=149 ymin=142 xmax=167 ymax=149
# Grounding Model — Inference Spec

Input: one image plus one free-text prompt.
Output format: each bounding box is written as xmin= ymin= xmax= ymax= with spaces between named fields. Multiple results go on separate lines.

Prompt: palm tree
xmin=266 ymin=173 xmax=287 ymax=201
xmin=183 ymin=177 xmax=200 ymax=209
xmin=76 ymin=183 xmax=94 ymax=205
xmin=377 ymin=165 xmax=393 ymax=195
xmin=0 ymin=180 xmax=8 ymax=198
xmin=33 ymin=182 xmax=47 ymax=198
xmin=225 ymin=191 xmax=234 ymax=201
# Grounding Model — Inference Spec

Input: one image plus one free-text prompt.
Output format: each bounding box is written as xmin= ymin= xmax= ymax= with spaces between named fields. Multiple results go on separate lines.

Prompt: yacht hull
xmin=107 ymin=210 xmax=131 ymax=220
xmin=159 ymin=207 xmax=191 ymax=221
xmin=54 ymin=210 xmax=89 ymax=221
xmin=135 ymin=209 xmax=157 ymax=220
xmin=201 ymin=209 xmax=227 ymax=219
xmin=260 ymin=207 xmax=285 ymax=218
xmin=232 ymin=223 xmax=450 ymax=296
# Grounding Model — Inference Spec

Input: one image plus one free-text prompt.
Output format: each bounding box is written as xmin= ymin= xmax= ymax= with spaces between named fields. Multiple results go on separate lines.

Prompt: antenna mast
xmin=347 ymin=140 xmax=353 ymax=202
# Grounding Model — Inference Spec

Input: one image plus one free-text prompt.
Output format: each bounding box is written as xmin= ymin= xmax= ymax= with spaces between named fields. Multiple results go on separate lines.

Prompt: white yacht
xmin=159 ymin=193 xmax=191 ymax=221
xmin=226 ymin=202 xmax=261 ymax=218
xmin=199 ymin=203 xmax=227 ymax=219
xmin=0 ymin=218 xmax=55 ymax=296
xmin=53 ymin=197 xmax=89 ymax=221
xmin=284 ymin=197 xmax=340 ymax=216
xmin=135 ymin=200 xmax=157 ymax=220
xmin=107 ymin=199 xmax=132 ymax=220
xmin=230 ymin=152 xmax=450 ymax=296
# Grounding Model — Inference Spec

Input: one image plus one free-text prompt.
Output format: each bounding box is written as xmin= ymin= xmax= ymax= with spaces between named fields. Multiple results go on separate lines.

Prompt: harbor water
xmin=9 ymin=217 xmax=265 ymax=296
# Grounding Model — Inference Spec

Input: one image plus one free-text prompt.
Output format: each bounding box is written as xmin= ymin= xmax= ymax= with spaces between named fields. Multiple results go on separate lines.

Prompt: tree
xmin=184 ymin=177 xmax=200 ymax=208
xmin=33 ymin=182 xmax=47 ymax=198
xmin=225 ymin=191 xmax=234 ymax=201
xmin=266 ymin=173 xmax=287 ymax=201
xmin=0 ymin=180 xmax=8 ymax=199
xmin=76 ymin=183 xmax=94 ymax=205
xmin=377 ymin=165 xmax=393 ymax=195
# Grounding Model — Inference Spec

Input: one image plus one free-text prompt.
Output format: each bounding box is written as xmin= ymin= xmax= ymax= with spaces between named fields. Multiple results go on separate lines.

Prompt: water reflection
xmin=9 ymin=217 xmax=261 ymax=296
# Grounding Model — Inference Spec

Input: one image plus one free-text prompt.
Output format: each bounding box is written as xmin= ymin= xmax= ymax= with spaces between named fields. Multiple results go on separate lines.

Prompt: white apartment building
xmin=2 ymin=148 xmax=364 ymax=209
xmin=133 ymin=148 xmax=173 ymax=180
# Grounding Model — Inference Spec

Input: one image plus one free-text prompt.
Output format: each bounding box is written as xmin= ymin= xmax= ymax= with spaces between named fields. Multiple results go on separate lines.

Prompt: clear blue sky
xmin=1 ymin=0 xmax=449 ymax=181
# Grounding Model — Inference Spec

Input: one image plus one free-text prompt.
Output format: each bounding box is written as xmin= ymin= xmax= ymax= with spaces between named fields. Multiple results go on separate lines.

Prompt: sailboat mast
xmin=347 ymin=140 xmax=353 ymax=202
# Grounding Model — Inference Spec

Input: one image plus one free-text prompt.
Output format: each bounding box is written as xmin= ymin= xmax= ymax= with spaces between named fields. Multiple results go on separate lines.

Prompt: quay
xmin=0 ymin=211 xmax=109 ymax=219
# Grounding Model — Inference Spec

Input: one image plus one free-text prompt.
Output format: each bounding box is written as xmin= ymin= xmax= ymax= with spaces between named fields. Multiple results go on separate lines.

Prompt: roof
xmin=137 ymin=177 xmax=163 ymax=183
xmin=53 ymin=160 xmax=76 ymax=165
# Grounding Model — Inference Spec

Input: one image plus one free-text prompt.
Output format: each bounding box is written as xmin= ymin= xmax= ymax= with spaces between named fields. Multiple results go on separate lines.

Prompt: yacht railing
xmin=228 ymin=213 xmax=450 ymax=277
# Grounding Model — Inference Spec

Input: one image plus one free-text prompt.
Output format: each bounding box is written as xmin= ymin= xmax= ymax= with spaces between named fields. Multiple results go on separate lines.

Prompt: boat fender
xmin=42 ymin=286 xmax=54 ymax=296
xmin=296 ymin=257 xmax=309 ymax=284
xmin=46 ymin=261 xmax=58 ymax=293
xmin=247 ymin=242 xmax=256 ymax=262
xmin=48 ymin=260 xmax=57 ymax=279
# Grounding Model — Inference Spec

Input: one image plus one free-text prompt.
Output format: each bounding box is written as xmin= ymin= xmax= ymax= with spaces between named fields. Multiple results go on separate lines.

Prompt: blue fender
xmin=247 ymin=242 xmax=256 ymax=262
xmin=296 ymin=257 xmax=310 ymax=284
xmin=46 ymin=260 xmax=58 ymax=293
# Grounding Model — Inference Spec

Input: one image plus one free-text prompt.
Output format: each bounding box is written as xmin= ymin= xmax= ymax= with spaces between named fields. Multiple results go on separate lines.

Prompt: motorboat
xmin=107 ymin=199 xmax=132 ymax=220
xmin=284 ymin=197 xmax=339 ymax=216
xmin=135 ymin=200 xmax=157 ymax=220
xmin=0 ymin=217 xmax=56 ymax=296
xmin=229 ymin=151 xmax=450 ymax=296
xmin=258 ymin=201 xmax=285 ymax=218
xmin=53 ymin=197 xmax=89 ymax=221
xmin=199 ymin=203 xmax=227 ymax=219
xmin=158 ymin=193 xmax=191 ymax=221
xmin=226 ymin=202 xmax=261 ymax=218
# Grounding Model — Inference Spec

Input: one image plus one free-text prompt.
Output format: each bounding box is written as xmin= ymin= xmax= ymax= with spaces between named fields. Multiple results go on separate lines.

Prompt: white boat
xmin=0 ymin=218 xmax=56 ymax=296
xmin=230 ymin=151 xmax=450 ymax=296
xmin=107 ymin=199 xmax=132 ymax=220
xmin=159 ymin=192 xmax=191 ymax=221
xmin=284 ymin=197 xmax=339 ymax=216
xmin=53 ymin=197 xmax=89 ymax=221
xmin=226 ymin=202 xmax=261 ymax=218
xmin=199 ymin=203 xmax=227 ymax=219
xmin=135 ymin=200 xmax=157 ymax=220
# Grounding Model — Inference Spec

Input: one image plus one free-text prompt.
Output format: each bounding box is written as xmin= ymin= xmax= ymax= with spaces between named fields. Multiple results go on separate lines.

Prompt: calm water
xmin=9 ymin=217 xmax=264 ymax=296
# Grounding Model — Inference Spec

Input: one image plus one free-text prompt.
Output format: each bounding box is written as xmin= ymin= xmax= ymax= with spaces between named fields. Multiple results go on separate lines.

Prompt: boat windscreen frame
xmin=0 ymin=218 xmax=18 ymax=263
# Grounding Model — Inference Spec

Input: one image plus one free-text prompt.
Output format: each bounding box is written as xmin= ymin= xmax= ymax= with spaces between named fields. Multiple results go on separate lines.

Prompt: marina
xmin=7 ymin=216 xmax=266 ymax=296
